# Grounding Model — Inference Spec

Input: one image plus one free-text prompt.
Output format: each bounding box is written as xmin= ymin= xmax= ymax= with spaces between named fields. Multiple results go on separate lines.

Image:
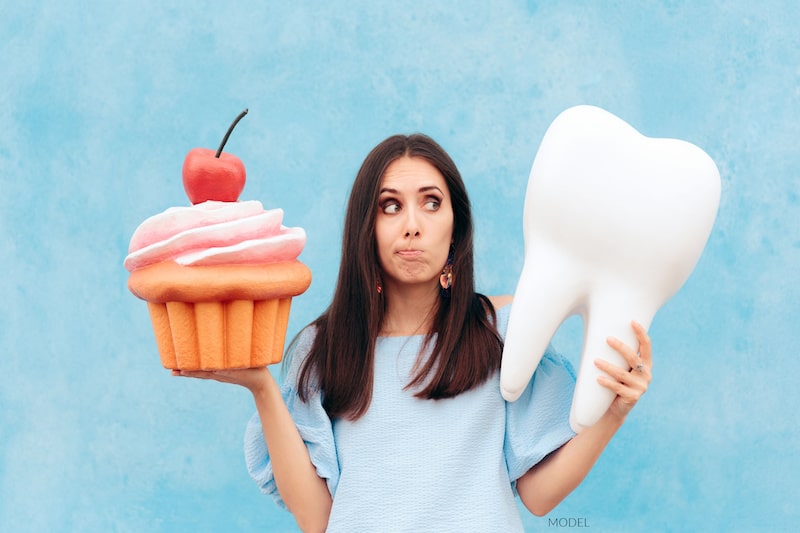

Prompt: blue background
xmin=2 ymin=1 xmax=798 ymax=531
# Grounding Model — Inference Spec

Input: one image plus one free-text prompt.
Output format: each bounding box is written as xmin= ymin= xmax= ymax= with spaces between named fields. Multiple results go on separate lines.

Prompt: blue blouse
xmin=244 ymin=304 xmax=577 ymax=532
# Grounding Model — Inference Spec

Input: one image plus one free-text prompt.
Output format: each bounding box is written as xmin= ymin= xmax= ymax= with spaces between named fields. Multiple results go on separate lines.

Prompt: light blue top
xmin=244 ymin=304 xmax=576 ymax=532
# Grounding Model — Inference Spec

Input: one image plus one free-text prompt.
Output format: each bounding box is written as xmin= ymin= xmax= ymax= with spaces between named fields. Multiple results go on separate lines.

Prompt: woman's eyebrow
xmin=379 ymin=185 xmax=444 ymax=195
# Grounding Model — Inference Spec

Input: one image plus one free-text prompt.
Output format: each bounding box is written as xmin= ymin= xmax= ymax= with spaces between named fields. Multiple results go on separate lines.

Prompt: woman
xmin=176 ymin=134 xmax=653 ymax=532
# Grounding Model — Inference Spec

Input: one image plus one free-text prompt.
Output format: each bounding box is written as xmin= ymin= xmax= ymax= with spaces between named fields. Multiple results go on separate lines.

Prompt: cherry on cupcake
xmin=182 ymin=109 xmax=249 ymax=204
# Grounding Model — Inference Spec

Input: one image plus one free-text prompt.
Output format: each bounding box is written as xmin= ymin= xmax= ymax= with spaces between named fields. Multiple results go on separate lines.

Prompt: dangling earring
xmin=377 ymin=278 xmax=383 ymax=294
xmin=439 ymin=249 xmax=453 ymax=297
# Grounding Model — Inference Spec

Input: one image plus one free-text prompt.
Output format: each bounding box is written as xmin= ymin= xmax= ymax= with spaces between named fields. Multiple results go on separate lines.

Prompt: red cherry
xmin=182 ymin=109 xmax=248 ymax=204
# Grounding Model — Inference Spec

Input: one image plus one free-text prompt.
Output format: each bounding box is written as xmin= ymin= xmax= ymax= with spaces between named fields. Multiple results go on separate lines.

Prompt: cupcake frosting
xmin=124 ymin=200 xmax=306 ymax=272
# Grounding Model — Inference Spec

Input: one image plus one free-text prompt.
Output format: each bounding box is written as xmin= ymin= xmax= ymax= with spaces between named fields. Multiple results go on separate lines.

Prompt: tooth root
xmin=501 ymin=105 xmax=720 ymax=433
xmin=500 ymin=245 xmax=583 ymax=402
xmin=569 ymin=292 xmax=653 ymax=432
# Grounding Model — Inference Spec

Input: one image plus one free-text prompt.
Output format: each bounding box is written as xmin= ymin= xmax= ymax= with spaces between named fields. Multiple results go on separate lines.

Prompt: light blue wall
xmin=2 ymin=1 xmax=797 ymax=531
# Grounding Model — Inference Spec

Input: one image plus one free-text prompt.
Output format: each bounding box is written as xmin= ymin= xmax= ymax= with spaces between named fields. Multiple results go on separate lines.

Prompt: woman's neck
xmin=379 ymin=282 xmax=440 ymax=337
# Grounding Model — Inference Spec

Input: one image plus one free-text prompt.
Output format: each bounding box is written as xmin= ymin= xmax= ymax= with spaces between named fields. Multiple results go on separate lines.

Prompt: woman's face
xmin=375 ymin=156 xmax=454 ymax=292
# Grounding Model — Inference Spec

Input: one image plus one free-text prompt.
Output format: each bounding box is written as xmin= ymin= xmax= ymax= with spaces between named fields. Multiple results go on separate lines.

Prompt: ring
xmin=633 ymin=363 xmax=646 ymax=373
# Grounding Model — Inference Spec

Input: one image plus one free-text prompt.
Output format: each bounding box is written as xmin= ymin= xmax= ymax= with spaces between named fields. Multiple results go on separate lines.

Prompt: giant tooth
xmin=500 ymin=105 xmax=721 ymax=433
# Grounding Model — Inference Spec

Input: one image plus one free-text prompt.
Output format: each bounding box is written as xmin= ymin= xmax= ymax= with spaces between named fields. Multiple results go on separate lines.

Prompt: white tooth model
xmin=500 ymin=105 xmax=721 ymax=433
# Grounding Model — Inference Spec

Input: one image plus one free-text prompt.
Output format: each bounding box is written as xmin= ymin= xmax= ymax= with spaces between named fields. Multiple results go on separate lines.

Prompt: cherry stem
xmin=215 ymin=108 xmax=248 ymax=158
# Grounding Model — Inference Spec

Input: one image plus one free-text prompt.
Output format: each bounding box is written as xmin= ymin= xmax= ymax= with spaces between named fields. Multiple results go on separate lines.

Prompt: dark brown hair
xmin=297 ymin=133 xmax=503 ymax=420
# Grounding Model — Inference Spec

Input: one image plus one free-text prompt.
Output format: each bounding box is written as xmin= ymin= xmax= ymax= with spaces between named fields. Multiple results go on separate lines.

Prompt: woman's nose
xmin=404 ymin=209 xmax=421 ymax=238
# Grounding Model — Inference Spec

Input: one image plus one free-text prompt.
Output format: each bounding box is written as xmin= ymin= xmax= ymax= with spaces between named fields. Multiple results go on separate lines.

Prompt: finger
xmin=595 ymin=358 xmax=650 ymax=387
xmin=596 ymin=373 xmax=643 ymax=405
xmin=631 ymin=320 xmax=653 ymax=366
xmin=596 ymin=368 xmax=648 ymax=406
xmin=606 ymin=335 xmax=639 ymax=369
xmin=173 ymin=369 xmax=219 ymax=380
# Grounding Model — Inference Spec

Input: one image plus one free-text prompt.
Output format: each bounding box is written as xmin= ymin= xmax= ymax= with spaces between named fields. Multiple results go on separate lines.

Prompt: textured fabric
xmin=244 ymin=304 xmax=577 ymax=532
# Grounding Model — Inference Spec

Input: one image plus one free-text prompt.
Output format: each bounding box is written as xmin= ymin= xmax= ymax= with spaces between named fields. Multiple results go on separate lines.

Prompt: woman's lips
xmin=396 ymin=249 xmax=423 ymax=259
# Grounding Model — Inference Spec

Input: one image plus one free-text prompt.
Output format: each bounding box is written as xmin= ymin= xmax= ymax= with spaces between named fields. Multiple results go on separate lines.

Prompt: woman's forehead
xmin=380 ymin=157 xmax=446 ymax=190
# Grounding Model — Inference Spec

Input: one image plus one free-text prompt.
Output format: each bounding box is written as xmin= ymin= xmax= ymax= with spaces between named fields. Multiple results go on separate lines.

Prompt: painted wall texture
xmin=2 ymin=1 xmax=797 ymax=531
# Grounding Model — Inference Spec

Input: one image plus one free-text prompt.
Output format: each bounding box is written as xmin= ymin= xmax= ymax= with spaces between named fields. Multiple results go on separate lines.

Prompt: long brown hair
xmin=297 ymin=133 xmax=503 ymax=420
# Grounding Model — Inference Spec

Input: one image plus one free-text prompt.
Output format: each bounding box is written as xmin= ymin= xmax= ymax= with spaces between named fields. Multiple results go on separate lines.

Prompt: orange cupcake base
xmin=147 ymin=298 xmax=292 ymax=370
xmin=129 ymin=261 xmax=312 ymax=370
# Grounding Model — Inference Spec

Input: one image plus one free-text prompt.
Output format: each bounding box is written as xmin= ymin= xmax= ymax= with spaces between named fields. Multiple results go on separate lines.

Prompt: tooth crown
xmin=501 ymin=105 xmax=721 ymax=432
xmin=524 ymin=106 xmax=720 ymax=293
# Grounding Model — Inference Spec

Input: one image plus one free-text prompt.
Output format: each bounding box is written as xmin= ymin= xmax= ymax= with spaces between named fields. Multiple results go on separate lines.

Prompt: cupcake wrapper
xmin=146 ymin=298 xmax=292 ymax=370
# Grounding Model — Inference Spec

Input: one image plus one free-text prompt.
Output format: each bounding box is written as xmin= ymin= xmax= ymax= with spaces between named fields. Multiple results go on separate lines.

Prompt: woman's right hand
xmin=172 ymin=366 xmax=273 ymax=395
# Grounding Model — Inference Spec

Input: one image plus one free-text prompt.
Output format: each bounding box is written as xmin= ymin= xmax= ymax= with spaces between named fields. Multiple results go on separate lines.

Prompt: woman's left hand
xmin=594 ymin=321 xmax=653 ymax=421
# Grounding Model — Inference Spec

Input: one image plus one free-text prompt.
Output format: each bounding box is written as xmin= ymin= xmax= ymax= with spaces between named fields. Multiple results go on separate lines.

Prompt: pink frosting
xmin=124 ymin=200 xmax=306 ymax=272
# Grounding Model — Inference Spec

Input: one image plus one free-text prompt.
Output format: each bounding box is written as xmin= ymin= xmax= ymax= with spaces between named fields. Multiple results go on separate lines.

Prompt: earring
xmin=439 ymin=250 xmax=453 ymax=297
xmin=377 ymin=279 xmax=383 ymax=294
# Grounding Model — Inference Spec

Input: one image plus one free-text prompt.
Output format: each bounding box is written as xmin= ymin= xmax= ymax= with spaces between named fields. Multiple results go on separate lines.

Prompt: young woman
xmin=176 ymin=134 xmax=653 ymax=532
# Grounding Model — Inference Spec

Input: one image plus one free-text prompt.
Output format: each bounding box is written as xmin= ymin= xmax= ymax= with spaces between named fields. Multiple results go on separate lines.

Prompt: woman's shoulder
xmin=487 ymin=294 xmax=513 ymax=310
xmin=478 ymin=294 xmax=513 ymax=337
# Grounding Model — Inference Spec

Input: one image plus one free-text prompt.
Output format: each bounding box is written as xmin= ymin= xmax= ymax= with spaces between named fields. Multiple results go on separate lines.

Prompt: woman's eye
xmin=424 ymin=198 xmax=441 ymax=211
xmin=382 ymin=201 xmax=400 ymax=214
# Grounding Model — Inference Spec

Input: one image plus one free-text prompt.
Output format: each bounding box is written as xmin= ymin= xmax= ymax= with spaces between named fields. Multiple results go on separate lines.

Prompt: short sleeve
xmin=492 ymin=303 xmax=577 ymax=482
xmin=243 ymin=327 xmax=340 ymax=509
xmin=504 ymin=348 xmax=577 ymax=482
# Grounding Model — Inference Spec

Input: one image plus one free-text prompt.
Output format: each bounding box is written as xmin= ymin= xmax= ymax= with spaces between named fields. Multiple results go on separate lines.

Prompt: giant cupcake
xmin=124 ymin=110 xmax=311 ymax=370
